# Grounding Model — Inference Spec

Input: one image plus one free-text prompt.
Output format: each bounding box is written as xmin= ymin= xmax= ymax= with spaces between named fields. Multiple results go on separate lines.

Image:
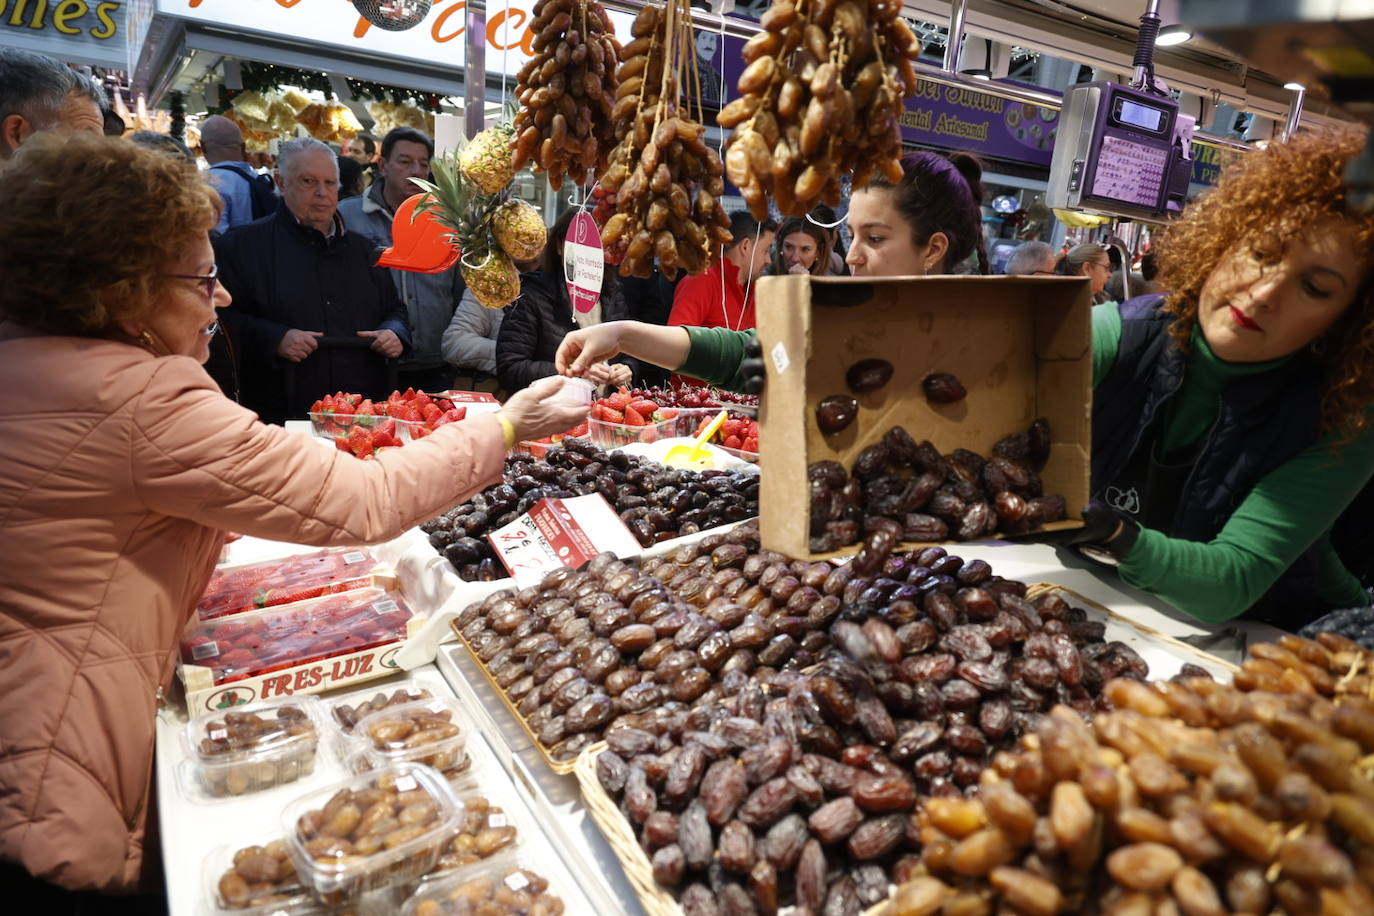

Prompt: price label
xmin=488 ymin=494 xmax=642 ymax=587
xmin=342 ymin=551 xmax=366 ymax=564
xmin=193 ymin=641 xmax=221 ymax=660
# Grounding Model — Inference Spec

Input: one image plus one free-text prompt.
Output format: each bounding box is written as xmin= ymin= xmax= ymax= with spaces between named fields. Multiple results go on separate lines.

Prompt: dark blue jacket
xmin=215 ymin=207 xmax=412 ymax=423
xmin=1092 ymin=296 xmax=1325 ymax=614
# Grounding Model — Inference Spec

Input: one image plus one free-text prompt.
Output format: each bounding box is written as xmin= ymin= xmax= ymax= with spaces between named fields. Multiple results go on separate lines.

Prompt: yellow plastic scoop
xmin=662 ymin=409 xmax=728 ymax=469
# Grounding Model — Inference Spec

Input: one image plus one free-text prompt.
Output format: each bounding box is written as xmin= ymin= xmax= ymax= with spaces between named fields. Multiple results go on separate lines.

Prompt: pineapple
xmin=413 ymin=151 xmax=522 ymax=309
xmin=462 ymin=251 xmax=522 ymax=310
xmin=490 ymin=199 xmax=547 ymax=261
xmin=459 ymin=124 xmax=515 ymax=194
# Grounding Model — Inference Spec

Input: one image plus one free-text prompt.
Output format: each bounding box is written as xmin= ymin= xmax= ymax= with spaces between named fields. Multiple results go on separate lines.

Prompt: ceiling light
xmin=1156 ymin=25 xmax=1193 ymax=46
xmin=1284 ymin=81 xmax=1306 ymax=91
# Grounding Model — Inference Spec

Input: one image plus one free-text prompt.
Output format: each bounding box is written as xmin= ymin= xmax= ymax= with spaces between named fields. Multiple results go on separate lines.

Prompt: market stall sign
xmin=563 ymin=210 xmax=603 ymax=315
xmin=899 ymin=79 xmax=1058 ymax=167
xmin=488 ymin=494 xmax=640 ymax=587
xmin=159 ymin=0 xmax=633 ymax=78
xmin=2 ymin=0 xmax=130 ymax=69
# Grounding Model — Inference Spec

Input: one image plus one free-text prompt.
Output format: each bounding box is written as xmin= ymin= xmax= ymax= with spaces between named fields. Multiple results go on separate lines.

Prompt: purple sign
xmin=900 ymin=80 xmax=1058 ymax=166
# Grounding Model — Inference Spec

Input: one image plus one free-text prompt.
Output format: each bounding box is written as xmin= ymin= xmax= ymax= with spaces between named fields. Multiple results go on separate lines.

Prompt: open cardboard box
xmin=755 ymin=274 xmax=1093 ymax=560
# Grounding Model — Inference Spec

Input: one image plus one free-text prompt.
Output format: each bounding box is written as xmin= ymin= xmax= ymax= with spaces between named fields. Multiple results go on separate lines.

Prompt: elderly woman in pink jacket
xmin=0 ymin=134 xmax=587 ymax=902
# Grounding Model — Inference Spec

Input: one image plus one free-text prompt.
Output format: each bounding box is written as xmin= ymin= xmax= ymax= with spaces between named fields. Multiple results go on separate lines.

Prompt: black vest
xmin=1092 ymin=296 xmax=1326 ymax=620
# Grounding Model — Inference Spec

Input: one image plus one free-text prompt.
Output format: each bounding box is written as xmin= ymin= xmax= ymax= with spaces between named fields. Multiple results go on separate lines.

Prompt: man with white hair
xmin=214 ymin=138 xmax=412 ymax=423
xmin=1004 ymin=240 xmax=1057 ymax=276
xmin=0 ymin=49 xmax=104 ymax=158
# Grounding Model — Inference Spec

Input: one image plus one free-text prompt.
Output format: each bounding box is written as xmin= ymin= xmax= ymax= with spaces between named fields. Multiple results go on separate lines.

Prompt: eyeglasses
xmin=1093 ymin=261 xmax=1113 ymax=271
xmin=166 ymin=264 xmax=219 ymax=300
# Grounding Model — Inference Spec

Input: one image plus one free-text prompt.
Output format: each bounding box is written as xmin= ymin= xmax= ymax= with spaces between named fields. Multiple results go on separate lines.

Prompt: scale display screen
xmin=1091 ymin=135 xmax=1170 ymax=207
xmin=1115 ymin=98 xmax=1167 ymax=133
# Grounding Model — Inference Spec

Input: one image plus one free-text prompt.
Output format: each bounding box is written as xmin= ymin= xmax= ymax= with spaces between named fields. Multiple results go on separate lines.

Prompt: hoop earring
xmin=137 ymin=329 xmax=165 ymax=356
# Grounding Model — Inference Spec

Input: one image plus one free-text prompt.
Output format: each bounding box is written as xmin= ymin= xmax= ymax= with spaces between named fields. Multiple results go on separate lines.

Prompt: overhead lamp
xmin=1156 ymin=25 xmax=1193 ymax=46
xmin=1284 ymin=81 xmax=1306 ymax=91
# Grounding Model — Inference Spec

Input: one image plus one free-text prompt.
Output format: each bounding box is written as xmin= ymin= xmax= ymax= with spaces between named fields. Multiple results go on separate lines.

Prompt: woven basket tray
xmin=574 ymin=742 xmax=683 ymax=916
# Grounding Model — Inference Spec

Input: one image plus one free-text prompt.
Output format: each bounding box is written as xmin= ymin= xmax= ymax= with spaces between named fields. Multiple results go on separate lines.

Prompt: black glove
xmin=1034 ymin=499 xmax=1141 ymax=565
xmin=740 ymin=335 xmax=766 ymax=395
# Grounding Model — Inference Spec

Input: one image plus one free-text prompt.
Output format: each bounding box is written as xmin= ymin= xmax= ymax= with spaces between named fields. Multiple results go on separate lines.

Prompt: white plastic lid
xmin=556 ymin=376 xmax=595 ymax=405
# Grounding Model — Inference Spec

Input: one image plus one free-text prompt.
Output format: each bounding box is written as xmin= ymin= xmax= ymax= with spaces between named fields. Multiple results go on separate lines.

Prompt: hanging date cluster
xmin=511 ymin=0 xmax=620 ymax=189
xmin=598 ymin=0 xmax=732 ymax=279
xmin=720 ymin=0 xmax=921 ymax=218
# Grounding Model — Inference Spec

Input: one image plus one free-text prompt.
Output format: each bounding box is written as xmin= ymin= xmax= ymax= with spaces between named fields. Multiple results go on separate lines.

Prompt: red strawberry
xmin=413 ymin=391 xmax=434 ymax=410
xmin=640 ymin=426 xmax=659 ymax=443
xmin=421 ymin=403 xmax=443 ymax=421
xmin=375 ymin=418 xmax=397 ymax=440
xmin=356 ymin=400 xmax=377 ymax=417
xmin=656 ymin=407 xmax=679 ymax=420
xmin=412 ymin=426 xmax=429 ymax=439
xmin=629 ymin=399 xmax=659 ymax=417
xmin=445 ymin=407 xmax=466 ymax=422
xmin=344 ymin=393 xmax=362 ymax=406
xmin=623 ymin=405 xmax=647 ymax=427
xmin=398 ymin=406 xmax=423 ymax=422
xmin=569 ymin=422 xmax=589 ymax=437
xmin=309 ymin=399 xmax=324 ymax=413
xmin=743 ymin=436 xmax=759 ymax=453
xmin=334 ymin=402 xmax=356 ymax=425
xmin=724 ymin=434 xmax=743 ymax=450
xmin=607 ymin=390 xmax=631 ymax=409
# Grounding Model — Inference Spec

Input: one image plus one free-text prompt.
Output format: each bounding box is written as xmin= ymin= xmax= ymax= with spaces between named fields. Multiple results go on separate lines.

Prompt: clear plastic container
xmin=401 ymin=855 xmax=564 ymax=916
xmin=179 ymin=588 xmax=414 ymax=686
xmin=309 ymin=412 xmax=424 ymax=442
xmin=555 ymin=376 xmax=594 ymax=406
xmin=585 ymin=414 xmax=679 ymax=448
xmin=205 ymin=838 xmax=310 ymax=915
xmin=284 ymin=763 xmax=464 ymax=904
xmin=198 ymin=547 xmax=381 ymax=621
xmin=426 ymin=789 xmax=520 ymax=876
xmin=323 ymin=681 xmax=435 ymax=738
xmin=351 ymin=697 xmax=470 ymax=780
xmin=183 ymin=696 xmax=322 ymax=798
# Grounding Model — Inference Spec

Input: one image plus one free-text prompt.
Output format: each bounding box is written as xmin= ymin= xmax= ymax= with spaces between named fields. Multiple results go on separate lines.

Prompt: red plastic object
xmin=374 ymin=193 xmax=460 ymax=274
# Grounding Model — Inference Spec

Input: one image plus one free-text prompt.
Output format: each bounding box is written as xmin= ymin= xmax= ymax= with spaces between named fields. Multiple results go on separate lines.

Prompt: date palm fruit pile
xmin=598 ymin=0 xmax=733 ymax=280
xmin=511 ymin=0 xmax=621 ymax=189
xmin=874 ymin=633 xmax=1374 ymax=915
xmin=413 ymin=134 xmax=546 ymax=310
xmin=720 ymin=0 xmax=922 ymax=218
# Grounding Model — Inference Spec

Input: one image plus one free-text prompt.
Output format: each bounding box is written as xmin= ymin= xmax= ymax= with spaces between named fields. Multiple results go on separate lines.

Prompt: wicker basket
xmin=573 ymin=743 xmax=683 ymax=916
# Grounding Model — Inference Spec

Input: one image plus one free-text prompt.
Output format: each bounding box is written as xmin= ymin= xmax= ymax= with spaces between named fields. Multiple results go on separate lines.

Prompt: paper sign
xmin=563 ymin=211 xmax=604 ymax=314
xmin=488 ymin=494 xmax=641 ymax=586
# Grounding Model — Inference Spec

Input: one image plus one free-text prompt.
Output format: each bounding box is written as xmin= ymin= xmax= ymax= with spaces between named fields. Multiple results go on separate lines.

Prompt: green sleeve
xmin=1118 ymin=423 xmax=1374 ymax=623
xmin=677 ymin=326 xmax=754 ymax=392
xmin=1091 ymin=302 xmax=1121 ymax=387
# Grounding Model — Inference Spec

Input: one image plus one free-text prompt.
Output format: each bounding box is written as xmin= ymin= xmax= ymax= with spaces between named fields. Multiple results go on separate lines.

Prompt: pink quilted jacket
xmin=0 ymin=325 xmax=507 ymax=892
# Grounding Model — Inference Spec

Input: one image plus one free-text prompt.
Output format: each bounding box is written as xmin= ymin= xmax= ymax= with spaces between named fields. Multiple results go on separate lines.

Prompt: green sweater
xmin=683 ymin=315 xmax=1374 ymax=621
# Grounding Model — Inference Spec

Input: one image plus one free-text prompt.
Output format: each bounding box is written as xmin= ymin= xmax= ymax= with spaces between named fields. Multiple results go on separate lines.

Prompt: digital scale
xmin=1047 ymin=80 xmax=1195 ymax=221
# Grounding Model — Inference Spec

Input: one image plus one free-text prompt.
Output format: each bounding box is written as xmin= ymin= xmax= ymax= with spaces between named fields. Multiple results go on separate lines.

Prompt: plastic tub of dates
xmin=205 ymin=837 xmax=312 ymax=916
xmin=426 ymin=789 xmax=521 ymax=876
xmin=323 ymin=680 xmax=436 ymax=741
xmin=284 ymin=762 xmax=465 ymax=904
xmin=181 ymin=696 xmax=323 ymax=799
xmin=349 ymin=697 xmax=472 ymax=781
xmin=402 ymin=855 xmax=565 ymax=916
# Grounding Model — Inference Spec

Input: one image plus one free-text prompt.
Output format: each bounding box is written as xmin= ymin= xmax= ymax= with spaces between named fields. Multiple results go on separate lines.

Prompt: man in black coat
xmin=215 ymin=137 xmax=411 ymax=424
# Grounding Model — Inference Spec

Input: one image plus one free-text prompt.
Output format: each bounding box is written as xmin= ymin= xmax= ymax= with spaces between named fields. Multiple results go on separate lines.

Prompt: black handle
xmin=315 ymin=336 xmax=379 ymax=349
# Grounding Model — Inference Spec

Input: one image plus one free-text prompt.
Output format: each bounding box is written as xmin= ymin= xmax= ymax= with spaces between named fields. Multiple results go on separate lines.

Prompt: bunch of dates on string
xmin=876 ymin=661 xmax=1374 ymax=916
xmin=719 ymin=0 xmax=921 ymax=217
xmin=421 ymin=438 xmax=758 ymax=582
xmin=511 ymin=0 xmax=620 ymax=189
xmin=599 ymin=0 xmax=732 ymax=279
xmin=808 ymin=418 xmax=1066 ymax=555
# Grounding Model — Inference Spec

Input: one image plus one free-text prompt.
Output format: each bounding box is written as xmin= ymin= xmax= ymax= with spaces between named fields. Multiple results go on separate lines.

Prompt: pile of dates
xmin=877 ymin=668 xmax=1374 ymax=915
xmin=1301 ymin=605 xmax=1374 ymax=652
xmin=422 ymin=437 xmax=758 ymax=582
xmin=808 ymin=419 xmax=1066 ymax=554
xmin=511 ymin=0 xmax=620 ymax=189
xmin=452 ymin=523 xmax=835 ymax=762
xmin=586 ymin=552 xmax=1148 ymax=912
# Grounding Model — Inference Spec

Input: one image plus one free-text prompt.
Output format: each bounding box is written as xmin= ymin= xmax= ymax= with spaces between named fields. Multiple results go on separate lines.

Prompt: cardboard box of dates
xmin=754 ymin=275 xmax=1092 ymax=560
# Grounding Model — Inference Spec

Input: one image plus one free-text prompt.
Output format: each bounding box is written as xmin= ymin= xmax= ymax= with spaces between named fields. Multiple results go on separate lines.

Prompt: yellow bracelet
xmin=495 ymin=413 xmax=517 ymax=450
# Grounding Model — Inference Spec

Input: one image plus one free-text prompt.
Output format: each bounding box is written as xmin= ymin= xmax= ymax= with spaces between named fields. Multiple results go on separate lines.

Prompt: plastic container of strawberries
xmin=309 ymin=412 xmax=423 ymax=443
xmin=197 ymin=548 xmax=381 ymax=621
xmin=179 ymin=588 xmax=415 ymax=686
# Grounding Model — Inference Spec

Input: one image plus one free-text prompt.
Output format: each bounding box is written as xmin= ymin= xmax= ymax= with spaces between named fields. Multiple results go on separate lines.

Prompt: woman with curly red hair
xmin=0 ymin=134 xmax=586 ymax=901
xmin=1071 ymin=126 xmax=1374 ymax=624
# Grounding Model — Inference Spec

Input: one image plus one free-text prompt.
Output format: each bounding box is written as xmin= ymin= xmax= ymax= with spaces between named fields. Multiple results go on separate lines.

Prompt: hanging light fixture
xmin=352 ymin=0 xmax=433 ymax=31
xmin=1155 ymin=25 xmax=1194 ymax=46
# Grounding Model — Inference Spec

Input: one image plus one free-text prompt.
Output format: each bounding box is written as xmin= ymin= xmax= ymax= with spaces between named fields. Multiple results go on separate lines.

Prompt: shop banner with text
xmin=2 ymin=0 xmax=130 ymax=69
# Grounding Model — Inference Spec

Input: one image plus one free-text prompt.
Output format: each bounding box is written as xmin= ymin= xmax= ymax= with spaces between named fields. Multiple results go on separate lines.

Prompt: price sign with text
xmin=487 ymin=494 xmax=641 ymax=586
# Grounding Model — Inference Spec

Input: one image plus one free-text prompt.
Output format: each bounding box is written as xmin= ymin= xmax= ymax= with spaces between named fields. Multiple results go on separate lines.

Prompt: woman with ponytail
xmin=1056 ymin=242 xmax=1114 ymax=303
